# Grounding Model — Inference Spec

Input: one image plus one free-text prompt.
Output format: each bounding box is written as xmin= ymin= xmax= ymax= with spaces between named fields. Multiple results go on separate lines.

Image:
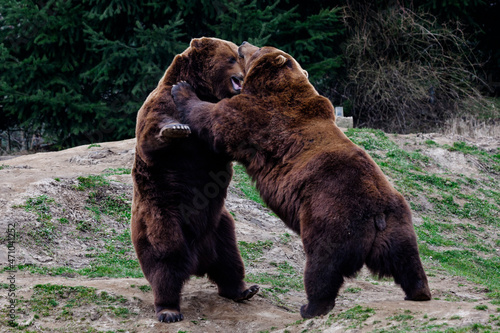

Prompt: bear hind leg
xmin=205 ymin=211 xmax=259 ymax=301
xmin=300 ymin=233 xmax=371 ymax=319
xmin=148 ymin=258 xmax=192 ymax=322
xmin=136 ymin=239 xmax=192 ymax=323
xmin=300 ymin=258 xmax=344 ymax=319
xmin=366 ymin=230 xmax=431 ymax=302
xmin=300 ymin=243 xmax=364 ymax=318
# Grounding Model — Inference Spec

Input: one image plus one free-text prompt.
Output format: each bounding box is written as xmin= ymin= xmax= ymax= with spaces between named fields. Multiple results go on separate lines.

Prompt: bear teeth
xmin=231 ymin=76 xmax=242 ymax=91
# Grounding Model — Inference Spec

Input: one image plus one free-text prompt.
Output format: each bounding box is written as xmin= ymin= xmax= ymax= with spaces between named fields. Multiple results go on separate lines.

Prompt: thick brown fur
xmin=131 ymin=37 xmax=258 ymax=323
xmin=172 ymin=42 xmax=431 ymax=319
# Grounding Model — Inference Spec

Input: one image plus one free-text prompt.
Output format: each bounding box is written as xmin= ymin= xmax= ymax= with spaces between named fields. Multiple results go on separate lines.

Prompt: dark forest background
xmin=1 ymin=0 xmax=499 ymax=150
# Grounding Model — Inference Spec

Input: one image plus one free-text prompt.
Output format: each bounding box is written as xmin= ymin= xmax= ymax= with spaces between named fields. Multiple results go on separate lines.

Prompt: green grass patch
xmin=74 ymin=174 xmax=110 ymax=191
xmin=241 ymin=253 xmax=304 ymax=297
xmin=15 ymin=195 xmax=58 ymax=251
xmin=424 ymin=139 xmax=439 ymax=146
xmin=233 ymin=163 xmax=266 ymax=206
xmin=102 ymin=167 xmax=132 ymax=175
xmin=20 ymin=195 xmax=55 ymax=222
xmin=138 ymin=285 xmax=152 ymax=292
xmin=445 ymin=141 xmax=500 ymax=173
xmin=420 ymin=245 xmax=500 ymax=303
xmin=344 ymin=287 xmax=362 ymax=293
xmin=57 ymin=217 xmax=69 ymax=224
xmin=387 ymin=310 xmax=414 ymax=322
xmin=345 ymin=128 xmax=397 ymax=151
xmin=344 ymin=128 xmax=500 ymax=304
xmin=7 ymin=173 xmax=138 ymax=279
xmin=328 ymin=305 xmax=375 ymax=329
xmin=448 ymin=141 xmax=484 ymax=155
xmin=16 ymin=228 xmax=142 ymax=278
xmin=238 ymin=240 xmax=273 ymax=265
xmin=86 ymin=190 xmax=131 ymax=223
xmin=415 ymin=217 xmax=458 ymax=247
xmin=280 ymin=232 xmax=292 ymax=245
xmin=428 ymin=193 xmax=499 ymax=226
xmin=246 ymin=272 xmax=303 ymax=293
xmin=247 ymin=261 xmax=304 ymax=293
xmin=0 ymin=171 xmax=136 ymax=287
xmin=4 ymin=283 xmax=135 ymax=326
xmin=77 ymin=229 xmax=141 ymax=278
xmin=74 ymin=173 xmax=132 ymax=224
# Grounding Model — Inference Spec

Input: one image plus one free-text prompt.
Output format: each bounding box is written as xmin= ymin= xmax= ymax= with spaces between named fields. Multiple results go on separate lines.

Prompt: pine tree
xmin=0 ymin=0 xmax=188 ymax=147
xmin=1 ymin=0 xmax=104 ymax=147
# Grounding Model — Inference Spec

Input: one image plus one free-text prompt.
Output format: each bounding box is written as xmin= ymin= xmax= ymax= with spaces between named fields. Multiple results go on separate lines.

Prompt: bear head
xmin=237 ymin=42 xmax=311 ymax=96
xmin=177 ymin=37 xmax=244 ymax=101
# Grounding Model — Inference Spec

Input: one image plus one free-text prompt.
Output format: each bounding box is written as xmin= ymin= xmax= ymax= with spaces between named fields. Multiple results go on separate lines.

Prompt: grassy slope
xmin=344 ymin=129 xmax=500 ymax=304
xmin=2 ymin=130 xmax=500 ymax=332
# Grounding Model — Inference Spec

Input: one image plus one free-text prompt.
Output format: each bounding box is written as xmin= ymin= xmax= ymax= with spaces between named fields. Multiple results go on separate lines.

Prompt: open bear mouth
xmin=231 ymin=76 xmax=243 ymax=92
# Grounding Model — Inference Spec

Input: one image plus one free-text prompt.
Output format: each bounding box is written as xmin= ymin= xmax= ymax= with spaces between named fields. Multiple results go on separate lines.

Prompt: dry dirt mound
xmin=0 ymin=134 xmax=498 ymax=332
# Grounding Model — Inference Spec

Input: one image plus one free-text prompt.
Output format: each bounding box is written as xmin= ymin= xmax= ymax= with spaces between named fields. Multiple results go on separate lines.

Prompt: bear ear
xmin=303 ymin=69 xmax=309 ymax=78
xmin=173 ymin=53 xmax=187 ymax=65
xmin=190 ymin=38 xmax=202 ymax=49
xmin=190 ymin=37 xmax=211 ymax=49
xmin=274 ymin=54 xmax=288 ymax=67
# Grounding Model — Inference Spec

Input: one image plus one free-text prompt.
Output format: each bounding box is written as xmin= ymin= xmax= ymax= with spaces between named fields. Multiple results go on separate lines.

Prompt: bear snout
xmin=238 ymin=41 xmax=248 ymax=58
xmin=238 ymin=41 xmax=259 ymax=59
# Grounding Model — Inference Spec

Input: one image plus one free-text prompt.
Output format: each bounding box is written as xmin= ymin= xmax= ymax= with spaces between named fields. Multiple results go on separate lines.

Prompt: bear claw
xmin=171 ymin=82 xmax=195 ymax=103
xmin=159 ymin=123 xmax=191 ymax=139
xmin=234 ymin=285 xmax=259 ymax=302
xmin=157 ymin=309 xmax=184 ymax=323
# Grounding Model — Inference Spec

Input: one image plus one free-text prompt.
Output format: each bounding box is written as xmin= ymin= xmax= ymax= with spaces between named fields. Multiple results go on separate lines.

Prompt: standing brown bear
xmin=131 ymin=37 xmax=258 ymax=323
xmin=171 ymin=42 xmax=432 ymax=319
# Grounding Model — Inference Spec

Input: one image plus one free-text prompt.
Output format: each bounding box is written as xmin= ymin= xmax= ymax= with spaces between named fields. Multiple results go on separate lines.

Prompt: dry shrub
xmin=444 ymin=116 xmax=500 ymax=139
xmin=343 ymin=5 xmax=488 ymax=133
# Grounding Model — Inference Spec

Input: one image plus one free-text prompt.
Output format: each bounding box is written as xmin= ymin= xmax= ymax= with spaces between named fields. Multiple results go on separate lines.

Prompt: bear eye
xmin=228 ymin=57 xmax=237 ymax=64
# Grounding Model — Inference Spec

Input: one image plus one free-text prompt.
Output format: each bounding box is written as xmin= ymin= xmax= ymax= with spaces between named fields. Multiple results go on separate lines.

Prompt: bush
xmin=342 ymin=5 xmax=488 ymax=133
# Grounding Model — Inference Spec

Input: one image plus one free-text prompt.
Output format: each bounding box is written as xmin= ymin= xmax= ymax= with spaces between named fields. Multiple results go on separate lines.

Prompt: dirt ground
xmin=0 ymin=128 xmax=499 ymax=332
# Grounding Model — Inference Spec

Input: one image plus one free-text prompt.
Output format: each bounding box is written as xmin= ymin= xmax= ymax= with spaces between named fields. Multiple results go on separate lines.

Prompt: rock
xmin=336 ymin=116 xmax=353 ymax=128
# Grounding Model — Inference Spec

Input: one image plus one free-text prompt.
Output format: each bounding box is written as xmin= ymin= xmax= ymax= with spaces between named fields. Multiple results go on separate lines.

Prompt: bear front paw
xmin=159 ymin=123 xmax=191 ymax=139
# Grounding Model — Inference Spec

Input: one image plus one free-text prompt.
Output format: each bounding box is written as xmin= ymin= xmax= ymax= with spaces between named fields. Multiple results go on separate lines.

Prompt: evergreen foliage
xmin=0 ymin=0 xmax=344 ymax=148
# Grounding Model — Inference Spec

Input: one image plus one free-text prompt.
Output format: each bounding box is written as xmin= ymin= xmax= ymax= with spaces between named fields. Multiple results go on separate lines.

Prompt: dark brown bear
xmin=131 ymin=37 xmax=258 ymax=323
xmin=171 ymin=42 xmax=432 ymax=319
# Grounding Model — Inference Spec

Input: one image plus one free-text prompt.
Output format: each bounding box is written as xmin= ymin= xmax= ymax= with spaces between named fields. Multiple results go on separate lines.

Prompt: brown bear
xmin=131 ymin=37 xmax=258 ymax=323
xmin=171 ymin=41 xmax=432 ymax=319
